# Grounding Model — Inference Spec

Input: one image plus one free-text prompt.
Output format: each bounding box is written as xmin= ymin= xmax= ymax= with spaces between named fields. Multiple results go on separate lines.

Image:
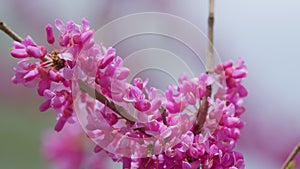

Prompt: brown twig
xmin=0 ymin=21 xmax=22 ymax=42
xmin=282 ymin=142 xmax=300 ymax=169
xmin=207 ymin=0 xmax=215 ymax=72
xmin=78 ymin=80 xmax=137 ymax=123
xmin=193 ymin=0 xmax=214 ymax=135
xmin=193 ymin=85 xmax=212 ymax=134
xmin=78 ymin=81 xmax=154 ymax=137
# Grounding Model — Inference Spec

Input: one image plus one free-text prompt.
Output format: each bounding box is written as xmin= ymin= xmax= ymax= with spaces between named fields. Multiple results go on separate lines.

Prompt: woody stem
xmin=0 ymin=21 xmax=22 ymax=42
xmin=193 ymin=0 xmax=214 ymax=134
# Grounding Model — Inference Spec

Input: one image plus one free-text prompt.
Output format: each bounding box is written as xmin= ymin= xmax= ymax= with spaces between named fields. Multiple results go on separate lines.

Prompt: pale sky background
xmin=0 ymin=1 xmax=299 ymax=169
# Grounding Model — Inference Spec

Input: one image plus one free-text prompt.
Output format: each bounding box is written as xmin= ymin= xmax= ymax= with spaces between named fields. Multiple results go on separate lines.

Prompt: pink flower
xmin=41 ymin=87 xmax=74 ymax=132
xmin=99 ymin=47 xmax=115 ymax=69
xmin=123 ymin=78 xmax=154 ymax=112
xmin=11 ymin=36 xmax=46 ymax=59
xmin=165 ymin=85 xmax=186 ymax=113
xmin=12 ymin=59 xmax=39 ymax=87
xmin=42 ymin=123 xmax=109 ymax=169
xmin=9 ymin=18 xmax=248 ymax=169
xmin=215 ymin=58 xmax=248 ymax=116
xmin=10 ymin=18 xmax=102 ymax=131
xmin=42 ymin=123 xmax=85 ymax=169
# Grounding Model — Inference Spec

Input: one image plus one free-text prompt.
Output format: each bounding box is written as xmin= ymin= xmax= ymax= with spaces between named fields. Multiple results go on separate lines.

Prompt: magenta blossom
xmin=10 ymin=18 xmax=248 ymax=169
xmin=42 ymin=123 xmax=109 ymax=169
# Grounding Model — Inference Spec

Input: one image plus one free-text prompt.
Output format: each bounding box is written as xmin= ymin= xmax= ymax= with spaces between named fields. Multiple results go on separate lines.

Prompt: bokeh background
xmin=0 ymin=0 xmax=299 ymax=168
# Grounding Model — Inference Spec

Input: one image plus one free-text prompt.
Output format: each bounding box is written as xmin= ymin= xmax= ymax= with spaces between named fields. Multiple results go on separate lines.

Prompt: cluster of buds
xmin=10 ymin=19 xmax=248 ymax=169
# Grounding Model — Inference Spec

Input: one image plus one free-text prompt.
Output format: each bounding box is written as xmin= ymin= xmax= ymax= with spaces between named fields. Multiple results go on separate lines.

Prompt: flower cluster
xmin=42 ymin=123 xmax=109 ymax=169
xmin=11 ymin=18 xmax=97 ymax=131
xmin=10 ymin=19 xmax=248 ymax=169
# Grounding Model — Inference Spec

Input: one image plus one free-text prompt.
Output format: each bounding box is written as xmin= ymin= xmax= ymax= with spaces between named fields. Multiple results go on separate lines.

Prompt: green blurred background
xmin=0 ymin=106 xmax=53 ymax=169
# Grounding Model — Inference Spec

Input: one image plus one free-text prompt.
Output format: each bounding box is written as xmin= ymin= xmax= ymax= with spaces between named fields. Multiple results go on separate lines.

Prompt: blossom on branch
xmin=9 ymin=19 xmax=248 ymax=169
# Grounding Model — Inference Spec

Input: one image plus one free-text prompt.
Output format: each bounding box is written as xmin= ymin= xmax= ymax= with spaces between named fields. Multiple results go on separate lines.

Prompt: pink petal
xmin=72 ymin=34 xmax=81 ymax=44
xmin=55 ymin=19 xmax=65 ymax=33
xmin=238 ymin=85 xmax=248 ymax=97
xmin=12 ymin=41 xmax=25 ymax=49
xmin=236 ymin=58 xmax=245 ymax=68
xmin=66 ymin=20 xmax=75 ymax=31
xmin=46 ymin=24 xmax=55 ymax=44
xmin=154 ymin=141 xmax=163 ymax=154
xmin=161 ymin=128 xmax=172 ymax=139
xmin=147 ymin=121 xmax=159 ymax=131
xmin=99 ymin=52 xmax=115 ymax=69
xmin=43 ymin=89 xmax=55 ymax=99
xmin=81 ymin=18 xmax=90 ymax=31
xmin=39 ymin=46 xmax=47 ymax=57
xmin=226 ymin=78 xmax=236 ymax=88
xmin=81 ymin=30 xmax=93 ymax=44
xmin=182 ymin=161 xmax=192 ymax=169
xmin=24 ymin=68 xmax=39 ymax=81
xmin=149 ymin=98 xmax=161 ymax=112
xmin=209 ymin=144 xmax=219 ymax=156
xmin=13 ymin=59 xmax=29 ymax=73
xmin=10 ymin=49 xmax=28 ymax=58
xmin=137 ymin=111 xmax=148 ymax=123
xmin=38 ymin=80 xmax=50 ymax=96
xmin=49 ymin=69 xmax=59 ymax=82
xmin=106 ymin=47 xmax=116 ymax=57
xmin=52 ymin=96 xmax=65 ymax=108
xmin=186 ymin=92 xmax=196 ymax=105
xmin=59 ymin=35 xmax=70 ymax=47
xmin=122 ymin=157 xmax=131 ymax=169
xmin=22 ymin=36 xmax=37 ymax=46
xmin=134 ymin=100 xmax=151 ymax=112
xmin=55 ymin=116 xmax=67 ymax=132
xmin=26 ymin=46 xmax=43 ymax=58
xmin=115 ymin=67 xmax=130 ymax=80
xmin=40 ymin=99 xmax=51 ymax=112
xmin=187 ymin=146 xmax=200 ymax=159
xmin=190 ymin=160 xmax=201 ymax=169
xmin=11 ymin=76 xmax=19 ymax=84
xmin=232 ymin=69 xmax=247 ymax=78
xmin=223 ymin=60 xmax=233 ymax=69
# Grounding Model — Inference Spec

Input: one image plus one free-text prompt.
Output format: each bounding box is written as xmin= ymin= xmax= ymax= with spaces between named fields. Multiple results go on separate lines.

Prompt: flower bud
xmin=46 ymin=24 xmax=55 ymax=44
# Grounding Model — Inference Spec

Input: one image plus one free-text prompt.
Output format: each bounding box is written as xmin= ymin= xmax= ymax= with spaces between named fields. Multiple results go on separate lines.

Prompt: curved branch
xmin=0 ymin=21 xmax=22 ymax=42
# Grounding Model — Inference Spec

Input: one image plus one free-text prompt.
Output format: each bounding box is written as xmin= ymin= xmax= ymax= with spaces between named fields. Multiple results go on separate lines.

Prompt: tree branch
xmin=0 ymin=21 xmax=22 ymax=42
xmin=78 ymin=80 xmax=137 ymax=123
xmin=193 ymin=0 xmax=214 ymax=135
xmin=193 ymin=85 xmax=212 ymax=134
xmin=207 ymin=0 xmax=215 ymax=72
xmin=282 ymin=142 xmax=300 ymax=169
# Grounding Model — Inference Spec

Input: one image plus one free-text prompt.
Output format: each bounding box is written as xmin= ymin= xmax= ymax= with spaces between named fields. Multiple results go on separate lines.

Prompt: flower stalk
xmin=193 ymin=0 xmax=214 ymax=134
